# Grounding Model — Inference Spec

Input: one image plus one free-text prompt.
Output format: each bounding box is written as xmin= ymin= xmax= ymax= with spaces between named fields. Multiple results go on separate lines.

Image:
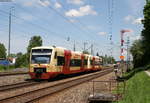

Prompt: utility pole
xmin=7 ymin=7 xmax=13 ymax=69
xmin=73 ymin=40 xmax=76 ymax=51
xmin=83 ymin=42 xmax=87 ymax=51
xmin=126 ymin=36 xmax=130 ymax=72
xmin=8 ymin=8 xmax=12 ymax=58
xmin=91 ymin=44 xmax=93 ymax=55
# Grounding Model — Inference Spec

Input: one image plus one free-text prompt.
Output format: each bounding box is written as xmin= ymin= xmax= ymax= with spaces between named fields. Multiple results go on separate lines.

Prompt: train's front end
xmin=29 ymin=47 xmax=54 ymax=79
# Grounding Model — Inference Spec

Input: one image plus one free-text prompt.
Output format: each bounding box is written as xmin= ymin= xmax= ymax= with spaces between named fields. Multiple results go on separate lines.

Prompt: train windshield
xmin=31 ymin=55 xmax=51 ymax=64
xmin=31 ymin=49 xmax=52 ymax=64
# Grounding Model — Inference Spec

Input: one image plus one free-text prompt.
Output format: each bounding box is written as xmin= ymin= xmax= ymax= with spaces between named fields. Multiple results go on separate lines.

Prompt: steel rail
xmin=0 ymin=72 xmax=28 ymax=77
xmin=0 ymin=69 xmax=113 ymax=103
xmin=0 ymin=81 xmax=39 ymax=92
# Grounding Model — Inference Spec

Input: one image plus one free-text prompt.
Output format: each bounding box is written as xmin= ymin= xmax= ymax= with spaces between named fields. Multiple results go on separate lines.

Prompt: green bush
xmin=15 ymin=53 xmax=28 ymax=68
xmin=146 ymin=64 xmax=150 ymax=70
xmin=0 ymin=65 xmax=15 ymax=71
xmin=0 ymin=65 xmax=7 ymax=71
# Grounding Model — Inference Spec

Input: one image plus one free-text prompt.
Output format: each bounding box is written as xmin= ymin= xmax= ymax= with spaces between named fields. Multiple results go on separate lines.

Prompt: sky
xmin=0 ymin=0 xmax=146 ymax=60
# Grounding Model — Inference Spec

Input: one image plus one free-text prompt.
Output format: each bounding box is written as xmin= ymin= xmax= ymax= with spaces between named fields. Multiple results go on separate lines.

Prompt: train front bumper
xmin=29 ymin=72 xmax=58 ymax=79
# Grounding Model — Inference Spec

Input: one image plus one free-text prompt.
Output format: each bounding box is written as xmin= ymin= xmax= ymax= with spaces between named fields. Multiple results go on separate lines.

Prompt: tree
xmin=15 ymin=53 xmax=28 ymax=67
xmin=99 ymin=55 xmax=116 ymax=64
xmin=9 ymin=53 xmax=16 ymax=58
xmin=130 ymin=1 xmax=150 ymax=67
xmin=83 ymin=50 xmax=90 ymax=54
xmin=26 ymin=36 xmax=42 ymax=62
xmin=141 ymin=1 xmax=150 ymax=65
xmin=27 ymin=36 xmax=43 ymax=54
xmin=0 ymin=43 xmax=7 ymax=58
xmin=130 ymin=40 xmax=144 ymax=68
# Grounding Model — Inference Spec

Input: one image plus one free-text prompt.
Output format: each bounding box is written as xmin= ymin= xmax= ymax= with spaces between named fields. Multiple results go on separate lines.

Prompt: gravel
xmin=0 ymin=68 xmax=29 ymax=86
xmin=0 ymin=74 xmax=30 ymax=86
xmin=34 ymin=72 xmax=116 ymax=103
xmin=0 ymin=70 xmax=115 ymax=103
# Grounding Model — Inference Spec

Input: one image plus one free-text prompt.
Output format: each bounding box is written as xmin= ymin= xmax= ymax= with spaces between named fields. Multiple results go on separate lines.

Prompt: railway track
xmin=0 ymin=68 xmax=113 ymax=103
xmin=0 ymin=81 xmax=39 ymax=92
xmin=0 ymin=72 xmax=28 ymax=77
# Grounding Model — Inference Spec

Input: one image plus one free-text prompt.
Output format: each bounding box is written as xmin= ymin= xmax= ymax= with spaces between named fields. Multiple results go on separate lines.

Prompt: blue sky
xmin=0 ymin=0 xmax=145 ymax=60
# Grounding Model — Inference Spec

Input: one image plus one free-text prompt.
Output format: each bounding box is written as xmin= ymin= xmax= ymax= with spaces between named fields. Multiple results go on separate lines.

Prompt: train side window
xmin=84 ymin=59 xmax=87 ymax=65
xmin=70 ymin=59 xmax=81 ymax=66
xmin=90 ymin=60 xmax=93 ymax=65
xmin=54 ymin=52 xmax=57 ymax=59
xmin=57 ymin=56 xmax=65 ymax=66
xmin=94 ymin=61 xmax=100 ymax=65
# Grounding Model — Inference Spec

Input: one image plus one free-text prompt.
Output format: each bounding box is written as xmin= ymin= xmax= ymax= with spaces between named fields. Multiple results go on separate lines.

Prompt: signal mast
xmin=120 ymin=30 xmax=130 ymax=60
xmin=120 ymin=30 xmax=130 ymax=74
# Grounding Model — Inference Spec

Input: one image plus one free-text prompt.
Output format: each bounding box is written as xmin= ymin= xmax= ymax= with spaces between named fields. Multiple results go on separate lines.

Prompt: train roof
xmin=32 ymin=46 xmax=54 ymax=50
xmin=32 ymin=46 xmax=67 ymax=50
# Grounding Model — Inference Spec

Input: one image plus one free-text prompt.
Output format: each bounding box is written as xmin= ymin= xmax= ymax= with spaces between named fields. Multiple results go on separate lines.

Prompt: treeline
xmin=130 ymin=1 xmax=150 ymax=68
xmin=96 ymin=53 xmax=116 ymax=64
xmin=0 ymin=35 xmax=42 ymax=68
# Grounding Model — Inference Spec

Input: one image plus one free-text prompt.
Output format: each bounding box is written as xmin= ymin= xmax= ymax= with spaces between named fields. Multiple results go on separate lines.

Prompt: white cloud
xmin=69 ymin=19 xmax=77 ymax=23
xmin=124 ymin=15 xmax=134 ymax=22
xmin=132 ymin=17 xmax=142 ymax=24
xmin=19 ymin=0 xmax=50 ymax=7
xmin=23 ymin=1 xmax=34 ymax=6
xmin=124 ymin=15 xmax=143 ymax=25
xmin=87 ymin=25 xmax=100 ymax=30
xmin=98 ymin=32 xmax=107 ymax=36
xmin=54 ymin=2 xmax=62 ymax=9
xmin=65 ymin=5 xmax=97 ymax=17
xmin=67 ymin=0 xmax=84 ymax=5
xmin=38 ymin=0 xmax=50 ymax=7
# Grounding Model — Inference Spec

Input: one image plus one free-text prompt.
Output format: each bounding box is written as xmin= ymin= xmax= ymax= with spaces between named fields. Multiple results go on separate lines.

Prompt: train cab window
xmin=57 ymin=56 xmax=65 ymax=66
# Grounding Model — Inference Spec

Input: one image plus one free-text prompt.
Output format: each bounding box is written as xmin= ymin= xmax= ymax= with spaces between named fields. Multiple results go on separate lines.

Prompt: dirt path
xmin=145 ymin=71 xmax=150 ymax=77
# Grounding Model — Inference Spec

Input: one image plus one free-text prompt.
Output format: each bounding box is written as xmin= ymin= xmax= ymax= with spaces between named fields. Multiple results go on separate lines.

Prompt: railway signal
xmin=120 ymin=30 xmax=131 ymax=60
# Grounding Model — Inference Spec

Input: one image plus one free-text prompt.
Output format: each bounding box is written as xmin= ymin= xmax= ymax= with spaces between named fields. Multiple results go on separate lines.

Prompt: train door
xmin=92 ymin=57 xmax=95 ymax=70
xmin=63 ymin=50 xmax=71 ymax=74
xmin=81 ymin=54 xmax=84 ymax=71
xmin=87 ymin=56 xmax=91 ymax=69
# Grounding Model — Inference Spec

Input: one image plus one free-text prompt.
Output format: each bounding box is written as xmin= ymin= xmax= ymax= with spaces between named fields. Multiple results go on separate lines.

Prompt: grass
xmin=117 ymin=71 xmax=150 ymax=103
xmin=0 ymin=65 xmax=15 ymax=72
xmin=0 ymin=64 xmax=28 ymax=72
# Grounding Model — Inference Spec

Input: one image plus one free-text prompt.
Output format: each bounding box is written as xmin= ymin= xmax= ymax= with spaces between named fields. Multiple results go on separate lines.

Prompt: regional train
xmin=29 ymin=46 xmax=102 ymax=79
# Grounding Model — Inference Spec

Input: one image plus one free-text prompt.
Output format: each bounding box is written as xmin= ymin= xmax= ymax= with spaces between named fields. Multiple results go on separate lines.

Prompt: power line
xmin=0 ymin=9 xmax=71 ymax=50
xmin=0 ymin=11 xmax=44 ymax=38
xmin=56 ymin=1 xmax=98 ymax=39
xmin=0 ymin=9 xmax=68 ymax=40
xmin=10 ymin=2 xmax=93 ymax=45
xmin=11 ymin=3 xmax=65 ymax=33
xmin=10 ymin=3 xmax=93 ymax=50
xmin=108 ymin=0 xmax=115 ymax=63
xmin=108 ymin=0 xmax=114 ymax=43
xmin=41 ymin=1 xmax=97 ymax=41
